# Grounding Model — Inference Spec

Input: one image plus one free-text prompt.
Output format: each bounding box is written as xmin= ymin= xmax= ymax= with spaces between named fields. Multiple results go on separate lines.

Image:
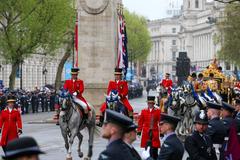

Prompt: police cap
xmin=160 ymin=113 xmax=181 ymax=127
xmin=2 ymin=137 xmax=44 ymax=159
xmin=222 ymin=101 xmax=235 ymax=113
xmin=194 ymin=110 xmax=208 ymax=124
xmin=206 ymin=101 xmax=222 ymax=110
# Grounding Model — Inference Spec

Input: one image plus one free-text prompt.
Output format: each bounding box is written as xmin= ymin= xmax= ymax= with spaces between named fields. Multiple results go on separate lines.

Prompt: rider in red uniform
xmin=160 ymin=73 xmax=173 ymax=94
xmin=98 ymin=68 xmax=133 ymax=125
xmin=63 ymin=68 xmax=91 ymax=117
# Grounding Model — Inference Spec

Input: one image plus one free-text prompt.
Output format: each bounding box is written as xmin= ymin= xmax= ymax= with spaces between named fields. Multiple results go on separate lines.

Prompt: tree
xmin=124 ymin=9 xmax=151 ymax=62
xmin=217 ymin=3 xmax=240 ymax=65
xmin=0 ymin=0 xmax=75 ymax=89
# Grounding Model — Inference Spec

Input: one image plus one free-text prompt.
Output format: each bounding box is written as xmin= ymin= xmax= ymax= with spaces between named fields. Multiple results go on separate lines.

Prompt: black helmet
xmin=194 ymin=110 xmax=208 ymax=125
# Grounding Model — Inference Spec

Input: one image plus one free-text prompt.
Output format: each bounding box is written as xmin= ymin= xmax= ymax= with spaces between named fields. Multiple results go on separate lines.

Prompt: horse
xmin=105 ymin=90 xmax=128 ymax=116
xmin=168 ymin=83 xmax=200 ymax=138
xmin=59 ymin=91 xmax=96 ymax=160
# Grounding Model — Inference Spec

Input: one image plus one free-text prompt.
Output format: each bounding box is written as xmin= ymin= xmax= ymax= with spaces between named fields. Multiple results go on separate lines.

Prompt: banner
xmin=64 ymin=62 xmax=72 ymax=80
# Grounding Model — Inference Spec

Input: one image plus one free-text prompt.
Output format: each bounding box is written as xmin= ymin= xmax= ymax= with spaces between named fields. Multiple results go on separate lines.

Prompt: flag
xmin=74 ymin=12 xmax=78 ymax=68
xmin=224 ymin=121 xmax=240 ymax=160
xmin=117 ymin=15 xmax=128 ymax=76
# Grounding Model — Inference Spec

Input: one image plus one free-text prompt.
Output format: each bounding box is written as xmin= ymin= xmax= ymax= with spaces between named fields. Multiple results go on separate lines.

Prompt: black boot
xmin=97 ymin=115 xmax=104 ymax=127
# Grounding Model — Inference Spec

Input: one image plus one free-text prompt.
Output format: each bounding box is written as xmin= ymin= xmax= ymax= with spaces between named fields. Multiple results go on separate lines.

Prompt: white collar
xmin=8 ymin=108 xmax=13 ymax=113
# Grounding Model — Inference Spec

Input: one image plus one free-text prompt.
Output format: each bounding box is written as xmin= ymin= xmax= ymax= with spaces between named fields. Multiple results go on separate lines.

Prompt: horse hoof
xmin=78 ymin=152 xmax=83 ymax=158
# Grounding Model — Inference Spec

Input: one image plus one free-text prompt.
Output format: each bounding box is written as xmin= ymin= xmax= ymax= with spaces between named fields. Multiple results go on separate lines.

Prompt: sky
xmin=122 ymin=0 xmax=182 ymax=20
xmin=122 ymin=0 xmax=214 ymax=20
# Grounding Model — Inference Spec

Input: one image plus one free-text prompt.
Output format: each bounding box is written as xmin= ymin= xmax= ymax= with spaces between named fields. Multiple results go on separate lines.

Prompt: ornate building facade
xmin=147 ymin=0 xmax=235 ymax=81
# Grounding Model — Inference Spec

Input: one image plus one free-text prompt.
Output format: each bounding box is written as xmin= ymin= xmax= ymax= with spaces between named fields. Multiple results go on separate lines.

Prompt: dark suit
xmin=235 ymin=112 xmax=240 ymax=142
xmin=123 ymin=143 xmax=142 ymax=160
xmin=98 ymin=139 xmax=137 ymax=160
xmin=185 ymin=131 xmax=217 ymax=160
xmin=206 ymin=117 xmax=227 ymax=160
xmin=157 ymin=134 xmax=184 ymax=160
xmin=222 ymin=116 xmax=233 ymax=135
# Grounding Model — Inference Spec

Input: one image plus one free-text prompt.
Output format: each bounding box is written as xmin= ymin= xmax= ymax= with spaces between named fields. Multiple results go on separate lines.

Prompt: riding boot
xmin=97 ymin=115 xmax=104 ymax=127
xmin=128 ymin=111 xmax=133 ymax=120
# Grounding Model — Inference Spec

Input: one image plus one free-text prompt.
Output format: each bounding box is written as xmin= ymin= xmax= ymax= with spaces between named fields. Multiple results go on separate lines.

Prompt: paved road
xmin=0 ymin=90 xmax=188 ymax=160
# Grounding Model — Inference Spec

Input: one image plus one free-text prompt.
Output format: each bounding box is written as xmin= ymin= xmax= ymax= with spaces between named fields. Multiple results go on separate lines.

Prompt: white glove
xmin=73 ymin=92 xmax=77 ymax=96
xmin=141 ymin=147 xmax=150 ymax=160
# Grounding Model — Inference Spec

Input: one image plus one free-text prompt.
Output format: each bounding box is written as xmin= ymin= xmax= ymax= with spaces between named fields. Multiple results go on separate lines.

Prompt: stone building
xmin=146 ymin=0 xmax=235 ymax=80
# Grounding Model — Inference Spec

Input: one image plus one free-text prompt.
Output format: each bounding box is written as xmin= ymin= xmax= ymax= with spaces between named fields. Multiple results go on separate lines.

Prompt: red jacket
xmin=137 ymin=107 xmax=161 ymax=148
xmin=63 ymin=79 xmax=89 ymax=109
xmin=100 ymin=80 xmax=133 ymax=112
xmin=161 ymin=79 xmax=173 ymax=93
xmin=0 ymin=108 xmax=22 ymax=146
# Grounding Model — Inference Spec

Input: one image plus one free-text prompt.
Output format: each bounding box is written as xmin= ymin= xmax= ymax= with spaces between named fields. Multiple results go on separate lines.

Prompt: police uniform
xmin=235 ymin=99 xmax=240 ymax=142
xmin=221 ymin=102 xmax=235 ymax=135
xmin=206 ymin=102 xmax=227 ymax=160
xmin=124 ymin=123 xmax=142 ymax=160
xmin=157 ymin=114 xmax=184 ymax=160
xmin=2 ymin=137 xmax=44 ymax=159
xmin=185 ymin=110 xmax=217 ymax=160
xmin=98 ymin=110 xmax=137 ymax=160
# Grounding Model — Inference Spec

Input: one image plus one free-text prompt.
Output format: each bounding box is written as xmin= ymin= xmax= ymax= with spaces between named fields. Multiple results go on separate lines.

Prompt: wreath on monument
xmin=80 ymin=0 xmax=110 ymax=15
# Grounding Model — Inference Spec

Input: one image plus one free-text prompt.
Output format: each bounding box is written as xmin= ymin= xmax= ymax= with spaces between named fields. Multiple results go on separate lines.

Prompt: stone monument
xmin=77 ymin=0 xmax=121 ymax=110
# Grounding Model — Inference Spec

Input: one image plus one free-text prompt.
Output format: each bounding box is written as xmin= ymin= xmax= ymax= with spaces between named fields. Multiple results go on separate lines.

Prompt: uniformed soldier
xmin=2 ymin=136 xmax=44 ymax=160
xmin=206 ymin=73 xmax=218 ymax=92
xmin=143 ymin=113 xmax=183 ymax=160
xmin=235 ymin=98 xmax=240 ymax=142
xmin=221 ymin=102 xmax=235 ymax=135
xmin=185 ymin=110 xmax=217 ymax=160
xmin=206 ymin=102 xmax=227 ymax=160
xmin=123 ymin=123 xmax=142 ymax=160
xmin=98 ymin=109 xmax=137 ymax=160
xmin=137 ymin=96 xmax=161 ymax=159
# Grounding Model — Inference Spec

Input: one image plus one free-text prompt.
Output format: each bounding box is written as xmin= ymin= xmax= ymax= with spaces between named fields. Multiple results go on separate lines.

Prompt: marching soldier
xmin=185 ymin=110 xmax=217 ymax=160
xmin=159 ymin=73 xmax=172 ymax=94
xmin=63 ymin=67 xmax=91 ymax=118
xmin=0 ymin=95 xmax=22 ymax=152
xmin=206 ymin=73 xmax=218 ymax=92
xmin=206 ymin=102 xmax=227 ymax=160
xmin=123 ymin=122 xmax=142 ymax=160
xmin=235 ymin=98 xmax=240 ymax=142
xmin=99 ymin=68 xmax=133 ymax=125
xmin=137 ymin=96 xmax=161 ymax=160
xmin=221 ymin=102 xmax=235 ymax=135
xmin=98 ymin=109 xmax=137 ymax=160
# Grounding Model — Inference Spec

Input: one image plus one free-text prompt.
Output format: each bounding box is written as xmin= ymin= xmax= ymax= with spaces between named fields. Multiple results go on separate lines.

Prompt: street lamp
xmin=42 ymin=68 xmax=48 ymax=85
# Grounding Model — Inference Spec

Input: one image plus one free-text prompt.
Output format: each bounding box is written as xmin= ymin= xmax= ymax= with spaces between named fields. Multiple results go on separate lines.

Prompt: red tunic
xmin=63 ymin=79 xmax=90 ymax=110
xmin=160 ymin=79 xmax=173 ymax=93
xmin=0 ymin=108 xmax=22 ymax=146
xmin=137 ymin=107 xmax=161 ymax=148
xmin=100 ymin=80 xmax=133 ymax=112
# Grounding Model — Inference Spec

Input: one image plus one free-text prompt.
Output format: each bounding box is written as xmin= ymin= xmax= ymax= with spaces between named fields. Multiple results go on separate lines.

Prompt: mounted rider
xmin=62 ymin=67 xmax=91 ymax=119
xmin=159 ymin=73 xmax=173 ymax=94
xmin=99 ymin=68 xmax=133 ymax=125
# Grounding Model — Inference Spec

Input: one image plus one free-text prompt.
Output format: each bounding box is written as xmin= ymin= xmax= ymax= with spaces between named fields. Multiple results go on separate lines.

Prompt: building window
xmin=172 ymin=65 xmax=176 ymax=71
xmin=188 ymin=0 xmax=190 ymax=8
xmin=225 ymin=62 xmax=231 ymax=70
xmin=172 ymin=52 xmax=176 ymax=61
xmin=195 ymin=0 xmax=199 ymax=8
xmin=172 ymin=28 xmax=176 ymax=33
xmin=172 ymin=40 xmax=176 ymax=45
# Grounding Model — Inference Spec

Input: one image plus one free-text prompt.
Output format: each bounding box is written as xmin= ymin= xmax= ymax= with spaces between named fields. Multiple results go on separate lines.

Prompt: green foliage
xmin=217 ymin=3 xmax=240 ymax=65
xmin=124 ymin=9 xmax=151 ymax=62
xmin=0 ymin=0 xmax=75 ymax=64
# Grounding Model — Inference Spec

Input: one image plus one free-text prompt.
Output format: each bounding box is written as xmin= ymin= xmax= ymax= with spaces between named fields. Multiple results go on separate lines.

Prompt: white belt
xmin=224 ymin=137 xmax=229 ymax=141
xmin=238 ymin=133 xmax=240 ymax=136
xmin=213 ymin=144 xmax=222 ymax=149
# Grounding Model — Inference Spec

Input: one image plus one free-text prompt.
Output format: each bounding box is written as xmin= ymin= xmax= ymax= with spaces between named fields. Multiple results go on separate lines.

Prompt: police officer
xmin=123 ymin=122 xmax=141 ymax=160
xmin=185 ymin=110 xmax=217 ymax=160
xmin=235 ymin=98 xmax=240 ymax=142
xmin=98 ymin=109 xmax=137 ymax=160
xmin=206 ymin=102 xmax=227 ymax=160
xmin=2 ymin=136 xmax=44 ymax=160
xmin=221 ymin=102 xmax=235 ymax=135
